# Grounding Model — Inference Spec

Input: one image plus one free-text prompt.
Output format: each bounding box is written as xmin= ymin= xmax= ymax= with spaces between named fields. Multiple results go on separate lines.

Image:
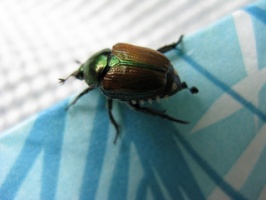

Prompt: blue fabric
xmin=1 ymin=1 xmax=266 ymax=199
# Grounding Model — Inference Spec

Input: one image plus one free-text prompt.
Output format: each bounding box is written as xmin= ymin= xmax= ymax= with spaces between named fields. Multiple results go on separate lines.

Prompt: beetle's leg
xmin=128 ymin=102 xmax=188 ymax=124
xmin=66 ymin=87 xmax=93 ymax=110
xmin=107 ymin=99 xmax=120 ymax=144
xmin=157 ymin=35 xmax=184 ymax=53
xmin=181 ymin=82 xmax=199 ymax=94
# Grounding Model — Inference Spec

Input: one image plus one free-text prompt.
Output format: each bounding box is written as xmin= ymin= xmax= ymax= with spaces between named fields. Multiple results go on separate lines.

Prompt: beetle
xmin=59 ymin=35 xmax=198 ymax=143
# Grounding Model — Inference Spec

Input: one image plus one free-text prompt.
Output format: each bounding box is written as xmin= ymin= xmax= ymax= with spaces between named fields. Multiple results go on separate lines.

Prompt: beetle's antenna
xmin=59 ymin=60 xmax=83 ymax=84
xmin=74 ymin=60 xmax=82 ymax=64
xmin=59 ymin=76 xmax=71 ymax=84
xmin=59 ymin=70 xmax=78 ymax=84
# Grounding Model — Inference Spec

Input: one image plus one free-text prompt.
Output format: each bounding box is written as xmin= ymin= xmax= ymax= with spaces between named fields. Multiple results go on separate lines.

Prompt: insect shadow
xmin=77 ymin=93 xmax=246 ymax=200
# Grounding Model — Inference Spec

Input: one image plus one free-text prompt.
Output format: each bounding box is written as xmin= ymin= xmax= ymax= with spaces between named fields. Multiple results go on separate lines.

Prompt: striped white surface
xmin=0 ymin=0 xmax=256 ymax=132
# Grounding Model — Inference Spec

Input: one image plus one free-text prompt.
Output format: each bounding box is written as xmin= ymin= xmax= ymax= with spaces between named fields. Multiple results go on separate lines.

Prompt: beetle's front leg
xmin=107 ymin=99 xmax=120 ymax=143
xmin=157 ymin=35 xmax=184 ymax=53
xmin=66 ymin=87 xmax=93 ymax=110
xmin=128 ymin=102 xmax=188 ymax=124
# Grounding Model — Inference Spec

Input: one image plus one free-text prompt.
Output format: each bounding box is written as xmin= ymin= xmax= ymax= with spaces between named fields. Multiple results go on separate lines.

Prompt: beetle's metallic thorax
xmin=83 ymin=48 xmax=111 ymax=87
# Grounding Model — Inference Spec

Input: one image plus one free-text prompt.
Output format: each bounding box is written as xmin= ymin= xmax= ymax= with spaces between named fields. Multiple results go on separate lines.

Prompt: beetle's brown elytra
xmin=60 ymin=35 xmax=198 ymax=143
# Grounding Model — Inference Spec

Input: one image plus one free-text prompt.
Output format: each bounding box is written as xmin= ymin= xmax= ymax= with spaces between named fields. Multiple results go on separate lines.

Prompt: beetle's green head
xmin=59 ymin=48 xmax=111 ymax=87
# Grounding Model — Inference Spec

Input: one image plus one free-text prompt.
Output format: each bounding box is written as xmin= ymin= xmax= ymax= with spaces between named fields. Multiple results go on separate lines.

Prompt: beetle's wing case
xmin=100 ymin=43 xmax=172 ymax=101
xmin=101 ymin=65 xmax=166 ymax=100
xmin=112 ymin=43 xmax=170 ymax=72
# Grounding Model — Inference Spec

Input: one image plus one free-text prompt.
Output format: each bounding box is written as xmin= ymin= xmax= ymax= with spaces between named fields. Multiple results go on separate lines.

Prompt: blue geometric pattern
xmin=1 ymin=1 xmax=266 ymax=199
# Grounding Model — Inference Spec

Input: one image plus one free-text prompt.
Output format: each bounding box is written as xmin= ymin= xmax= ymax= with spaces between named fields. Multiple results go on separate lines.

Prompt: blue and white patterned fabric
xmin=1 ymin=1 xmax=266 ymax=199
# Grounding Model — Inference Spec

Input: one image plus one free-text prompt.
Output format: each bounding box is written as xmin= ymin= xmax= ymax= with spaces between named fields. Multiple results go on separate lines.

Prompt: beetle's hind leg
xmin=128 ymin=101 xmax=188 ymax=124
xmin=157 ymin=35 xmax=184 ymax=53
xmin=107 ymin=99 xmax=120 ymax=144
xmin=181 ymin=82 xmax=199 ymax=94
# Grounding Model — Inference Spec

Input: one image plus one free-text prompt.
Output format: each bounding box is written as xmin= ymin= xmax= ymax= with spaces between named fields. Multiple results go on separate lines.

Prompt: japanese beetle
xmin=60 ymin=35 xmax=198 ymax=143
